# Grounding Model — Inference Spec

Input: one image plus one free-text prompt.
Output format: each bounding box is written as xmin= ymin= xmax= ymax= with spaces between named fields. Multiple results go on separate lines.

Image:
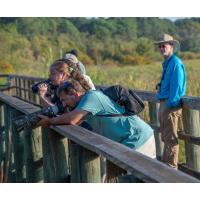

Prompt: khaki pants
xmin=159 ymin=101 xmax=182 ymax=169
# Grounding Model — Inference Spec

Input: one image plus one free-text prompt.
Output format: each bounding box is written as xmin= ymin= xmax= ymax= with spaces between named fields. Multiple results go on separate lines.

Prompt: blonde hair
xmin=51 ymin=59 xmax=93 ymax=91
xmin=50 ymin=60 xmax=70 ymax=75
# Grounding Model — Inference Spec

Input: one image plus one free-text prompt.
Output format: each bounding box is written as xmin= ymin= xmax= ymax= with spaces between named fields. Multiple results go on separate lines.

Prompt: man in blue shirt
xmin=38 ymin=79 xmax=156 ymax=159
xmin=154 ymin=34 xmax=186 ymax=169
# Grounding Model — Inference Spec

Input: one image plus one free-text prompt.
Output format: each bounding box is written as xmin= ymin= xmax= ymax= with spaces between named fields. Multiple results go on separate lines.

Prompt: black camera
xmin=156 ymin=83 xmax=161 ymax=91
xmin=13 ymin=101 xmax=65 ymax=133
xmin=32 ymin=79 xmax=56 ymax=94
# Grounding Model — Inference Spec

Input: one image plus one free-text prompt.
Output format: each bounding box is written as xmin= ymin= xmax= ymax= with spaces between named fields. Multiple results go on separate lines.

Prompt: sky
xmin=0 ymin=0 xmax=199 ymax=17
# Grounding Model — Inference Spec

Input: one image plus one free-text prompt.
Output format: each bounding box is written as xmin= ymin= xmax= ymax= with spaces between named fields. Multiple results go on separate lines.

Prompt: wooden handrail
xmin=1 ymin=74 xmax=200 ymax=110
xmin=0 ymin=91 xmax=199 ymax=183
xmin=1 ymin=74 xmax=200 ymax=181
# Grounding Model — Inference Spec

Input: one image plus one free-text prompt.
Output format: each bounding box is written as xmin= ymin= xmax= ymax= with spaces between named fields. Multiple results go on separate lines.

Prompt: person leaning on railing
xmin=38 ymin=79 xmax=156 ymax=159
xmin=154 ymin=34 xmax=187 ymax=169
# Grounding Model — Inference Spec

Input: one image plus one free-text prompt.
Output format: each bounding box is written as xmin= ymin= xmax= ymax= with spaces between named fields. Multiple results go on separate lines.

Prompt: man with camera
xmin=37 ymin=79 xmax=156 ymax=159
xmin=154 ymin=34 xmax=186 ymax=169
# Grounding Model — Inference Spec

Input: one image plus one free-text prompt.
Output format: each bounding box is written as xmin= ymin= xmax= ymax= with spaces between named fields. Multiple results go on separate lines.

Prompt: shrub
xmin=79 ymin=53 xmax=94 ymax=66
xmin=0 ymin=60 xmax=14 ymax=74
xmin=179 ymin=51 xmax=200 ymax=60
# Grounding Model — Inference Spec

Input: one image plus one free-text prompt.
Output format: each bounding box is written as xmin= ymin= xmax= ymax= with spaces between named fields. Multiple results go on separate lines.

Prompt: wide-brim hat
xmin=154 ymin=34 xmax=180 ymax=52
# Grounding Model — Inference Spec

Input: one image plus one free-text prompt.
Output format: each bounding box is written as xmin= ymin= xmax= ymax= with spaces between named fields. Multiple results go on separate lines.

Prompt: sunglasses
xmin=158 ymin=44 xmax=166 ymax=49
xmin=158 ymin=43 xmax=172 ymax=49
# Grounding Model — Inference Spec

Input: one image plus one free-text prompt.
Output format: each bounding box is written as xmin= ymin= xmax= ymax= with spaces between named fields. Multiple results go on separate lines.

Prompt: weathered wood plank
xmin=3 ymin=76 xmax=200 ymax=110
xmin=42 ymin=128 xmax=69 ymax=183
xmin=148 ymin=102 xmax=163 ymax=160
xmin=1 ymin=89 xmax=200 ymax=183
xmin=52 ymin=125 xmax=199 ymax=183
xmin=178 ymin=131 xmax=200 ymax=145
xmin=0 ymin=103 xmax=5 ymax=182
xmin=11 ymin=108 xmax=26 ymax=182
xmin=79 ymin=146 xmax=101 ymax=183
xmin=23 ymin=127 xmax=43 ymax=183
xmin=179 ymin=163 xmax=200 ymax=179
xmin=0 ymin=92 xmax=40 ymax=114
xmin=96 ymin=85 xmax=200 ymax=110
xmin=182 ymin=108 xmax=200 ymax=172
xmin=69 ymin=142 xmax=81 ymax=182
xmin=4 ymin=105 xmax=16 ymax=182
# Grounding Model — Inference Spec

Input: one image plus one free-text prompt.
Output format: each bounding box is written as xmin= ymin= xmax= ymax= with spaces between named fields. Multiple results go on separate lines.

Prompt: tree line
xmin=0 ymin=17 xmax=200 ymax=73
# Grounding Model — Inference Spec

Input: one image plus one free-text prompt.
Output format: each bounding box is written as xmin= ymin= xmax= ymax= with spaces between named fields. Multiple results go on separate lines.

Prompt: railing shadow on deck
xmin=0 ymin=74 xmax=200 ymax=183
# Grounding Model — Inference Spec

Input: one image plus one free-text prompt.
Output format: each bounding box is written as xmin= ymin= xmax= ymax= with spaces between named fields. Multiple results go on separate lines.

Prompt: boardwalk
xmin=0 ymin=74 xmax=200 ymax=183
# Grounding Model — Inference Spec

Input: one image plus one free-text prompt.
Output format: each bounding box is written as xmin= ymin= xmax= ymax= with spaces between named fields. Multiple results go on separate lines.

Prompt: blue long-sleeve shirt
xmin=156 ymin=54 xmax=186 ymax=108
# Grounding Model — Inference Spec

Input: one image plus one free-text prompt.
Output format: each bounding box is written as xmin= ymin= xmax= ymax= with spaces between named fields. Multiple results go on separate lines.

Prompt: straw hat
xmin=154 ymin=34 xmax=180 ymax=52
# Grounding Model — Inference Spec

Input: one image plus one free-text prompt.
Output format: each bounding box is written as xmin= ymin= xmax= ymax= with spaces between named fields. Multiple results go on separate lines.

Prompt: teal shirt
xmin=76 ymin=90 xmax=153 ymax=149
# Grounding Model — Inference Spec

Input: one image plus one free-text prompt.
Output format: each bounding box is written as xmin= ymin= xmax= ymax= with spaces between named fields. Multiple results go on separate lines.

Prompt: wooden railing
xmin=0 ymin=74 xmax=200 ymax=183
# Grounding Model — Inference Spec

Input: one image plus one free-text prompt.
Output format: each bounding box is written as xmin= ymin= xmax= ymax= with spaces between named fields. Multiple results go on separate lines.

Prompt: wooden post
xmin=23 ymin=127 xmax=43 ymax=183
xmin=20 ymin=79 xmax=25 ymax=100
xmin=29 ymin=80 xmax=35 ymax=103
xmin=42 ymin=128 xmax=69 ymax=182
xmin=27 ymin=80 xmax=32 ymax=102
xmin=79 ymin=147 xmax=101 ymax=183
xmin=182 ymin=108 xmax=200 ymax=171
xmin=11 ymin=108 xmax=25 ymax=182
xmin=18 ymin=78 xmax=22 ymax=99
xmin=69 ymin=141 xmax=101 ymax=183
xmin=3 ymin=105 xmax=16 ymax=182
xmin=117 ymin=174 xmax=143 ymax=183
xmin=35 ymin=94 xmax=40 ymax=105
xmin=15 ymin=77 xmax=20 ymax=97
xmin=24 ymin=79 xmax=30 ymax=101
xmin=23 ymin=79 xmax=27 ymax=101
xmin=69 ymin=142 xmax=81 ymax=182
xmin=14 ymin=77 xmax=18 ymax=97
xmin=106 ymin=160 xmax=126 ymax=183
xmin=0 ymin=102 xmax=5 ymax=182
xmin=148 ymin=102 xmax=164 ymax=160
xmin=9 ymin=76 xmax=16 ymax=96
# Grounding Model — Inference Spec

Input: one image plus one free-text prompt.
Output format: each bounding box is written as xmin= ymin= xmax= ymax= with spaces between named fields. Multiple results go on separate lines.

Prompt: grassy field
xmin=4 ymin=58 xmax=200 ymax=163
xmin=15 ymin=58 xmax=200 ymax=96
xmin=87 ymin=59 xmax=200 ymax=97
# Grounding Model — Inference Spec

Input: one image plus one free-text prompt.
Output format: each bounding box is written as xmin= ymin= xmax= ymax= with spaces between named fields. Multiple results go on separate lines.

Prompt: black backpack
xmin=98 ymin=85 xmax=145 ymax=117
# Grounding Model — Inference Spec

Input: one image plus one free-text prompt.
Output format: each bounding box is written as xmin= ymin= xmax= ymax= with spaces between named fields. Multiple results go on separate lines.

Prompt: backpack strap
xmin=96 ymin=113 xmax=132 ymax=117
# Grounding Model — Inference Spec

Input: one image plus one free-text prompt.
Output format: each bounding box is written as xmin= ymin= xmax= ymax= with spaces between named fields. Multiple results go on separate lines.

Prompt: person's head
xmin=50 ymin=60 xmax=70 ymax=86
xmin=66 ymin=49 xmax=78 ymax=57
xmin=63 ymin=53 xmax=79 ymax=68
xmin=154 ymin=34 xmax=180 ymax=58
xmin=57 ymin=79 xmax=86 ymax=109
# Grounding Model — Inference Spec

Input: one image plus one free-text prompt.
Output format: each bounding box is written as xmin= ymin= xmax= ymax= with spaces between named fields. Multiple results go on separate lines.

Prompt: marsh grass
xmin=7 ymin=58 xmax=200 ymax=163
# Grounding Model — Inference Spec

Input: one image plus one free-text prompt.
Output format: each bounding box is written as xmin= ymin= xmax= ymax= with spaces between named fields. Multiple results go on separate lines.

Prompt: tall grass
xmin=9 ymin=58 xmax=200 ymax=163
xmin=87 ymin=59 xmax=200 ymax=97
xmin=13 ymin=58 xmax=200 ymax=97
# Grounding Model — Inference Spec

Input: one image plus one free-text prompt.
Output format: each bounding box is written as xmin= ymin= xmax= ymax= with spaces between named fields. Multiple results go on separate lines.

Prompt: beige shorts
xmin=135 ymin=135 xmax=156 ymax=159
